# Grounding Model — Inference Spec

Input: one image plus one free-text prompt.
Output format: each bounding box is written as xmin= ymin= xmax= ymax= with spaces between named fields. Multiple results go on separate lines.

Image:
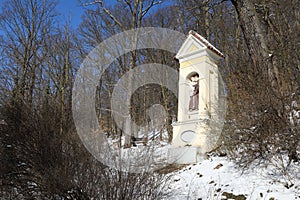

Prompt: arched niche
xmin=186 ymin=72 xmax=200 ymax=112
xmin=186 ymin=72 xmax=199 ymax=81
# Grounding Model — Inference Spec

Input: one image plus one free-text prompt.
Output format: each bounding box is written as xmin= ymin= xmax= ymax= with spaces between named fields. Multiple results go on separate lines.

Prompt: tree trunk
xmin=231 ymin=0 xmax=280 ymax=88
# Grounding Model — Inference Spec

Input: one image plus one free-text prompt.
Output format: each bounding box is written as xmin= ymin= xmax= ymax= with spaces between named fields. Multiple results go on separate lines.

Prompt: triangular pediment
xmin=175 ymin=34 xmax=207 ymax=60
xmin=175 ymin=30 xmax=224 ymax=61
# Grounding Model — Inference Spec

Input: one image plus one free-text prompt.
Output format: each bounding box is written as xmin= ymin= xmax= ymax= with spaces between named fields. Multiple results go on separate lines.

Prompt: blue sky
xmin=57 ymin=0 xmax=85 ymax=28
xmin=0 ymin=0 xmax=171 ymax=28
xmin=0 ymin=0 xmax=85 ymax=28
xmin=56 ymin=0 xmax=171 ymax=28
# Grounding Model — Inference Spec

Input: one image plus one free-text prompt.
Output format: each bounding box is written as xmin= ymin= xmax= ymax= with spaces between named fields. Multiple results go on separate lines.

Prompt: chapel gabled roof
xmin=188 ymin=30 xmax=224 ymax=58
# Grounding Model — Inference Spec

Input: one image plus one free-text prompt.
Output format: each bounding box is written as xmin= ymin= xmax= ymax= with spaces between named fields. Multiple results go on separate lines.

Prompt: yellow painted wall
xmin=186 ymin=44 xmax=199 ymax=53
xmin=180 ymin=56 xmax=211 ymax=68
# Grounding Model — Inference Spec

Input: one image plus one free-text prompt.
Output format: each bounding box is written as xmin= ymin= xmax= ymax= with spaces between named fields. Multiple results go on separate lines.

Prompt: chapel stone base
xmin=167 ymin=146 xmax=204 ymax=164
xmin=168 ymin=118 xmax=210 ymax=164
xmin=172 ymin=118 xmax=209 ymax=146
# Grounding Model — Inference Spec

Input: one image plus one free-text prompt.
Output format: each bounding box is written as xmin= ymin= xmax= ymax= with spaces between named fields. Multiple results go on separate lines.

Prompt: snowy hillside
xmin=166 ymin=156 xmax=299 ymax=200
xmin=111 ymin=135 xmax=299 ymax=199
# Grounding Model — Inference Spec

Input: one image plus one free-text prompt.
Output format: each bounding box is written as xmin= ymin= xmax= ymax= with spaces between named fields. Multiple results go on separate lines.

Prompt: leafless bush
xmin=0 ymin=99 xmax=172 ymax=199
xmin=221 ymin=69 xmax=300 ymax=177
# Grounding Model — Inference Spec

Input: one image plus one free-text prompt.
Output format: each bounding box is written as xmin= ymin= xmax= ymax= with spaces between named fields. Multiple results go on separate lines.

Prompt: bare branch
xmin=142 ymin=0 xmax=162 ymax=17
xmin=124 ymin=0 xmax=134 ymax=14
xmin=81 ymin=0 xmax=124 ymax=30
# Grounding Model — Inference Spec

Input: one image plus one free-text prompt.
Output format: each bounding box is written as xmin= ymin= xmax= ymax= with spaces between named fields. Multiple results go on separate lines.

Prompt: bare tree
xmin=0 ymin=0 xmax=57 ymax=107
xmin=81 ymin=0 xmax=162 ymax=147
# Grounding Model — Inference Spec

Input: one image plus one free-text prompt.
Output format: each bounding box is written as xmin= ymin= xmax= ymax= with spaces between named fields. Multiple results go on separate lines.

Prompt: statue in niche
xmin=189 ymin=74 xmax=199 ymax=111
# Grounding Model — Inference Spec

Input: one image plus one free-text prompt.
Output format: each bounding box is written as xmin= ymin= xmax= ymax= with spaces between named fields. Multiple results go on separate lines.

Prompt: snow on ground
xmin=166 ymin=156 xmax=300 ymax=200
xmin=106 ymin=133 xmax=299 ymax=199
